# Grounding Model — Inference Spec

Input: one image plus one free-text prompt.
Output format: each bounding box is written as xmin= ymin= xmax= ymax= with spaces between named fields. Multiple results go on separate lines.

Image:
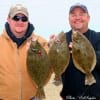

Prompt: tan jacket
xmin=0 ymin=30 xmax=49 ymax=100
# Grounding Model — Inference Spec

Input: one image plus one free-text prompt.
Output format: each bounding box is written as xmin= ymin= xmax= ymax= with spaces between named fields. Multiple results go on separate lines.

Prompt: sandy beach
xmin=43 ymin=73 xmax=62 ymax=100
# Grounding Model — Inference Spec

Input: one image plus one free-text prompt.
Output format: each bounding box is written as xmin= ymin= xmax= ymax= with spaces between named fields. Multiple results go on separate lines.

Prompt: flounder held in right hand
xmin=72 ymin=31 xmax=96 ymax=86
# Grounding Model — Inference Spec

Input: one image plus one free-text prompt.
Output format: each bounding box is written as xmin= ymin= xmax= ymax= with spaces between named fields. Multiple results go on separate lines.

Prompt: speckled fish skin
xmin=72 ymin=31 xmax=96 ymax=86
xmin=48 ymin=31 xmax=70 ymax=85
xmin=27 ymin=40 xmax=51 ymax=100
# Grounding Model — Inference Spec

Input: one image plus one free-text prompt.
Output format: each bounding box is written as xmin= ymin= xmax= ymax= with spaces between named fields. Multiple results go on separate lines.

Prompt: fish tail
xmin=53 ymin=74 xmax=62 ymax=86
xmin=36 ymin=88 xmax=46 ymax=100
xmin=85 ymin=73 xmax=96 ymax=86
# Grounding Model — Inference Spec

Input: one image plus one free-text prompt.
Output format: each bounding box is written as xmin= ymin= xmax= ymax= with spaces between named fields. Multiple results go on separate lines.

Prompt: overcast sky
xmin=0 ymin=0 xmax=100 ymax=40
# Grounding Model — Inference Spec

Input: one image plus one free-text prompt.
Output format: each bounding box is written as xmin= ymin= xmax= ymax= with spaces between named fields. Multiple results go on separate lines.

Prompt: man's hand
xmin=69 ymin=42 xmax=72 ymax=53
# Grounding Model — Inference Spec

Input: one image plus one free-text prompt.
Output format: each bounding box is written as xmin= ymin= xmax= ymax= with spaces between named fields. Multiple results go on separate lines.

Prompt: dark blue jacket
xmin=60 ymin=29 xmax=100 ymax=98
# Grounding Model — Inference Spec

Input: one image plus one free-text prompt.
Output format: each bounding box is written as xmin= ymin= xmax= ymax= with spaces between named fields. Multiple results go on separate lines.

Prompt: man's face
xmin=8 ymin=13 xmax=28 ymax=38
xmin=69 ymin=7 xmax=90 ymax=31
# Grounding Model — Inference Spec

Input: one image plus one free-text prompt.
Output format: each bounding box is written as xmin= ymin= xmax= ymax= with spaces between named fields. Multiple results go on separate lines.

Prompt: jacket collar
xmin=5 ymin=22 xmax=35 ymax=47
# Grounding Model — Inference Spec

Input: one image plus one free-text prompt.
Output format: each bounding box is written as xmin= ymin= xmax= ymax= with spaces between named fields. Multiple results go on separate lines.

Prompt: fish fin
xmin=53 ymin=75 xmax=62 ymax=86
xmin=36 ymin=88 xmax=45 ymax=100
xmin=85 ymin=73 xmax=96 ymax=86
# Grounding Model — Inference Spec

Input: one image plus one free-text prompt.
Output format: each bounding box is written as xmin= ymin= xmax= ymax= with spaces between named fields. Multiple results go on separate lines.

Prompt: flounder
xmin=72 ymin=31 xmax=96 ymax=86
xmin=48 ymin=31 xmax=70 ymax=85
xmin=27 ymin=39 xmax=51 ymax=100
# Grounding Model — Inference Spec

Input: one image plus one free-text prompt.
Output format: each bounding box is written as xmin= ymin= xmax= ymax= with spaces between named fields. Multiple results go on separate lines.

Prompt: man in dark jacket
xmin=60 ymin=3 xmax=100 ymax=100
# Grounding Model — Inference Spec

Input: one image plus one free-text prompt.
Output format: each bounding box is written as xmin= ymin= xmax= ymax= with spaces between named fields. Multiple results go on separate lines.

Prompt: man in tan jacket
xmin=0 ymin=4 xmax=48 ymax=100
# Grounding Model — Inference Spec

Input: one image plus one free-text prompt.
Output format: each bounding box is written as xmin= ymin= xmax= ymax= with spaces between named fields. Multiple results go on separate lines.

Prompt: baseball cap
xmin=8 ymin=4 xmax=29 ymax=18
xmin=69 ymin=3 xmax=88 ymax=13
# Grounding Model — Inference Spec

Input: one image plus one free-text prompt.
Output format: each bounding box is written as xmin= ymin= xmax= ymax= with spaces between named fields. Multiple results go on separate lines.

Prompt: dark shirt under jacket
xmin=60 ymin=29 xmax=100 ymax=99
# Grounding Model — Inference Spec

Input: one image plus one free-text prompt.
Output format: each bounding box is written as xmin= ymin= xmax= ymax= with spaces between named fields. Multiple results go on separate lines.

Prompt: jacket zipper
xmin=17 ymin=48 xmax=22 ymax=100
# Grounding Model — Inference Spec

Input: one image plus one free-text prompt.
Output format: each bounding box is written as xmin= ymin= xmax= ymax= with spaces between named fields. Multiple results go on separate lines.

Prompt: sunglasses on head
xmin=12 ymin=15 xmax=28 ymax=22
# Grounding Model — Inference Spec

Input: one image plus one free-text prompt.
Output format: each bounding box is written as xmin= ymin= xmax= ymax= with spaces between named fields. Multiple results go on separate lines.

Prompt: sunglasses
xmin=12 ymin=15 xmax=28 ymax=22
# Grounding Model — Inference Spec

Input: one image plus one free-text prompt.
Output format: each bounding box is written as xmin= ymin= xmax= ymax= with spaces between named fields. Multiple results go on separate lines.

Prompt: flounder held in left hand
xmin=27 ymin=39 xmax=51 ymax=100
xmin=72 ymin=31 xmax=96 ymax=86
